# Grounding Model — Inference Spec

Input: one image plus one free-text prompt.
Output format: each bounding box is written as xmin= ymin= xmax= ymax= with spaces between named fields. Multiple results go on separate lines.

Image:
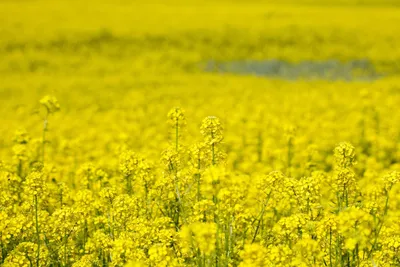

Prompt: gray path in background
xmin=205 ymin=60 xmax=382 ymax=81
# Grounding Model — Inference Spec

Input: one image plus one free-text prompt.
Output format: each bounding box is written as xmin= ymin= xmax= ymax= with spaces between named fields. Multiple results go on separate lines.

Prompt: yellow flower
xmin=180 ymin=222 xmax=217 ymax=255
xmin=201 ymin=116 xmax=223 ymax=146
xmin=40 ymin=95 xmax=60 ymax=114
xmin=239 ymin=243 xmax=268 ymax=267
xmin=334 ymin=142 xmax=356 ymax=169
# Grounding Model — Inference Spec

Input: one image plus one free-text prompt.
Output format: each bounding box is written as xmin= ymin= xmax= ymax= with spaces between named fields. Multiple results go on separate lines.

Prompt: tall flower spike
xmin=200 ymin=116 xmax=223 ymax=146
xmin=119 ymin=150 xmax=139 ymax=195
xmin=40 ymin=95 xmax=60 ymax=115
xmin=39 ymin=95 xmax=60 ymax=164
xmin=201 ymin=116 xmax=223 ymax=165
xmin=167 ymin=107 xmax=186 ymax=151
xmin=334 ymin=142 xmax=356 ymax=169
xmin=25 ymin=171 xmax=47 ymax=197
xmin=119 ymin=150 xmax=139 ymax=177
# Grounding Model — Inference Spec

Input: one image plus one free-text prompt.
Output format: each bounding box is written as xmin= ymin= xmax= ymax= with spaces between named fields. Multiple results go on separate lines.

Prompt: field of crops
xmin=1 ymin=0 xmax=400 ymax=266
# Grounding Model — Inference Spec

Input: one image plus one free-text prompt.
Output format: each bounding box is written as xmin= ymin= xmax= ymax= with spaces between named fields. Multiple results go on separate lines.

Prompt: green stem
xmin=215 ymin=222 xmax=219 ymax=267
xmin=107 ymin=205 xmax=114 ymax=241
xmin=42 ymin=112 xmax=48 ymax=163
xmin=329 ymin=229 xmax=333 ymax=267
xmin=34 ymin=195 xmax=40 ymax=267
xmin=175 ymin=175 xmax=185 ymax=225
xmin=225 ymin=218 xmax=233 ymax=266
xmin=337 ymin=235 xmax=342 ymax=267
xmin=176 ymin=119 xmax=179 ymax=151
xmin=337 ymin=192 xmax=341 ymax=213
xmin=125 ymin=175 xmax=132 ymax=195
xmin=64 ymin=231 xmax=67 ymax=266
xmin=1 ymin=239 xmax=5 ymax=264
xmin=257 ymin=130 xmax=263 ymax=162
xmin=252 ymin=193 xmax=271 ymax=243
xmin=197 ymin=157 xmax=201 ymax=202
xmin=212 ymin=143 xmax=215 ymax=166
xmin=170 ymin=161 xmax=185 ymax=227
xmin=83 ymin=220 xmax=88 ymax=253
xmin=369 ymin=191 xmax=390 ymax=257
xmin=145 ymin=182 xmax=149 ymax=219
xmin=211 ymin=131 xmax=216 ymax=166
xmin=17 ymin=159 xmax=22 ymax=178
xmin=287 ymin=137 xmax=293 ymax=176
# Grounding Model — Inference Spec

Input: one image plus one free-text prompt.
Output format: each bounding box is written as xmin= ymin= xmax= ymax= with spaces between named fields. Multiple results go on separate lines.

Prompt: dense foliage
xmin=1 ymin=0 xmax=400 ymax=266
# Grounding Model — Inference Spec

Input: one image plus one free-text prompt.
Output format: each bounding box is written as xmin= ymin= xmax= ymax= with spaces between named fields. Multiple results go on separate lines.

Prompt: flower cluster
xmin=2 ymin=65 xmax=400 ymax=267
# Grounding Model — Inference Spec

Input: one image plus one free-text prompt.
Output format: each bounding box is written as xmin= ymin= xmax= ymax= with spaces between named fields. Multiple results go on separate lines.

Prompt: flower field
xmin=1 ymin=0 xmax=400 ymax=266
